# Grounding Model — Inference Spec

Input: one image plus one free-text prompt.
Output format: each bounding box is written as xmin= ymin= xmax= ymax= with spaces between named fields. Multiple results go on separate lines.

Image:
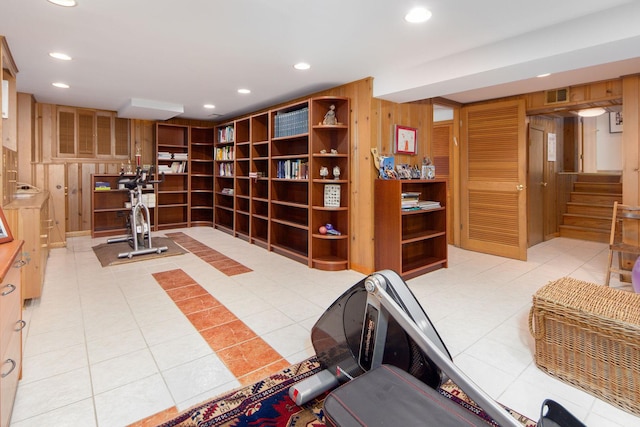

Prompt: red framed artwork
xmin=0 ymin=207 xmax=13 ymax=244
xmin=394 ymin=125 xmax=417 ymax=155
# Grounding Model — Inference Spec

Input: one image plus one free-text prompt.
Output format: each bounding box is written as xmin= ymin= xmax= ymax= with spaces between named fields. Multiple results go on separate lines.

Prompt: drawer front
xmin=1 ymin=327 xmax=22 ymax=427
xmin=0 ymin=262 xmax=22 ymax=355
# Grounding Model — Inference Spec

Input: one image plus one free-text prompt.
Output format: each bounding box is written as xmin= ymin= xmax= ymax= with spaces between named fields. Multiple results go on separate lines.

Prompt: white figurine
xmin=323 ymin=105 xmax=338 ymax=125
xmin=320 ymin=166 xmax=329 ymax=179
xmin=333 ymin=165 xmax=341 ymax=179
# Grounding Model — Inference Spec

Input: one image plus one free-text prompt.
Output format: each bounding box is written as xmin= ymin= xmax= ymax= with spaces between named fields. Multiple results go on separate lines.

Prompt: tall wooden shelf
xmin=189 ymin=127 xmax=214 ymax=227
xmin=208 ymin=96 xmax=350 ymax=270
xmin=250 ymin=112 xmax=270 ymax=248
xmin=156 ymin=123 xmax=189 ymax=230
xmin=234 ymin=117 xmax=251 ymax=240
xmin=214 ymin=121 xmax=235 ymax=234
xmin=270 ymin=101 xmax=310 ymax=264
xmin=309 ymin=97 xmax=350 ymax=270
xmin=375 ymin=179 xmax=448 ymax=279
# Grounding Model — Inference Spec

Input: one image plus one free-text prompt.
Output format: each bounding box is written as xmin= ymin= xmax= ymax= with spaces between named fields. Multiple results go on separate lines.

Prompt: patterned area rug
xmin=158 ymin=357 xmax=536 ymax=427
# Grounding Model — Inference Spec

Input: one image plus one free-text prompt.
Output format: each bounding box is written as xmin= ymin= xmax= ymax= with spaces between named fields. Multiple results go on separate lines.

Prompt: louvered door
xmin=461 ymin=100 xmax=527 ymax=260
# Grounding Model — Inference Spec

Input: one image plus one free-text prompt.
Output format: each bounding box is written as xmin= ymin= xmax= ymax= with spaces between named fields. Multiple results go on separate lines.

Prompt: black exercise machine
xmin=107 ymin=167 xmax=167 ymax=259
xmin=290 ymin=270 xmax=584 ymax=427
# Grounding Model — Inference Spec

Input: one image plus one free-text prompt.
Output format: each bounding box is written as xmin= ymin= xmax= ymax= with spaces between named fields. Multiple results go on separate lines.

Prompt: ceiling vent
xmin=545 ymin=88 xmax=570 ymax=105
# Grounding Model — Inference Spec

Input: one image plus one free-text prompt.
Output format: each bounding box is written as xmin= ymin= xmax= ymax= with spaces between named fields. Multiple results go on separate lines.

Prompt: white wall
xmin=596 ymin=112 xmax=623 ymax=172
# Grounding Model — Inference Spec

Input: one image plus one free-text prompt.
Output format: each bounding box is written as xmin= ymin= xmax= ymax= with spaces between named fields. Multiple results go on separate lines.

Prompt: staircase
xmin=559 ymin=174 xmax=622 ymax=242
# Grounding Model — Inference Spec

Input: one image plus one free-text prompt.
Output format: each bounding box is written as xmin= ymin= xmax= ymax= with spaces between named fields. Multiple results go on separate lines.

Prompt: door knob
xmin=540 ymin=182 xmax=548 ymax=187
xmin=516 ymin=184 xmax=524 ymax=191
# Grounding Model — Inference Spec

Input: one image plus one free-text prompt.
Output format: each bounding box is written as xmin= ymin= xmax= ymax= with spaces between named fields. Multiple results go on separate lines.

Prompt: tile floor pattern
xmin=8 ymin=227 xmax=640 ymax=426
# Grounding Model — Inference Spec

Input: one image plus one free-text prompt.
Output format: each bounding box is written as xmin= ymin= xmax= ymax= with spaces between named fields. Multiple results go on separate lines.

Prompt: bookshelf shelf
xmin=374 ymin=179 xmax=448 ymax=280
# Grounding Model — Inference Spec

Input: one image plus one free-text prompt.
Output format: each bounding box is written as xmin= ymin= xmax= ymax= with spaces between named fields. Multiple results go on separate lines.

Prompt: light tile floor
xmin=9 ymin=227 xmax=640 ymax=426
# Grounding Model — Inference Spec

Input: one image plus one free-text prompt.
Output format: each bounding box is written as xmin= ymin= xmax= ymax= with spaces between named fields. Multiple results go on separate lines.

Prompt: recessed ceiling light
xmin=52 ymin=82 xmax=70 ymax=88
xmin=237 ymin=88 xmax=251 ymax=94
xmin=404 ymin=7 xmax=432 ymax=23
xmin=294 ymin=62 xmax=311 ymax=70
xmin=537 ymin=73 xmax=551 ymax=78
xmin=204 ymin=104 xmax=215 ymax=109
xmin=47 ymin=0 xmax=77 ymax=6
xmin=49 ymin=52 xmax=72 ymax=61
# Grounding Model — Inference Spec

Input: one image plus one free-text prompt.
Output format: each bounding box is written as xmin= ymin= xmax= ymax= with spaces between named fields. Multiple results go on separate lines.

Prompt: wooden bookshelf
xmin=214 ymin=121 xmax=235 ymax=234
xmin=269 ymin=100 xmax=310 ymax=264
xmin=250 ymin=112 xmax=270 ymax=248
xmin=374 ymin=179 xmax=448 ymax=279
xmin=309 ymin=97 xmax=350 ymax=270
xmin=156 ymin=123 xmax=189 ymax=230
xmin=234 ymin=117 xmax=251 ymax=241
xmin=189 ymin=126 xmax=214 ymax=227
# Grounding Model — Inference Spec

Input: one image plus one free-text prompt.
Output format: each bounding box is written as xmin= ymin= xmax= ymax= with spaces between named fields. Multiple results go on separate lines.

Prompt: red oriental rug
xmin=157 ymin=357 xmax=536 ymax=427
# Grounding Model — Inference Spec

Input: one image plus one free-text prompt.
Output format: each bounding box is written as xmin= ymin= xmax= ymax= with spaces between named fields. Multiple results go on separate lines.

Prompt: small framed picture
xmin=394 ymin=125 xmax=417 ymax=155
xmin=609 ymin=112 xmax=623 ymax=133
xmin=0 ymin=207 xmax=13 ymax=244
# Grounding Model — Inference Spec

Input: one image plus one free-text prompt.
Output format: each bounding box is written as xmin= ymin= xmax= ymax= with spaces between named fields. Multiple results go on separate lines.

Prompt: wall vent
xmin=545 ymin=88 xmax=570 ymax=105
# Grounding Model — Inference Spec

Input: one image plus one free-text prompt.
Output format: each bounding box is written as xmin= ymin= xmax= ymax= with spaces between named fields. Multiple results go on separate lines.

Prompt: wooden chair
xmin=606 ymin=201 xmax=640 ymax=286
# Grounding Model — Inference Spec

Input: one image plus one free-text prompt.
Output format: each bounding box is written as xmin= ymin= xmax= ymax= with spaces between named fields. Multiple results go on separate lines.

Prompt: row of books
xmin=274 ymin=107 xmax=309 ymax=138
xmin=219 ymin=163 xmax=234 ymax=177
xmin=215 ymin=146 xmax=234 ymax=161
xmin=275 ymin=159 xmax=308 ymax=180
xmin=218 ymin=126 xmax=235 ymax=143
xmin=158 ymin=151 xmax=188 ymax=161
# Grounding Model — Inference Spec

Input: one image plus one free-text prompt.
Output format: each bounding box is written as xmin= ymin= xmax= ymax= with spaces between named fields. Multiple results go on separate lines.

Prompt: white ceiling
xmin=2 ymin=0 xmax=640 ymax=121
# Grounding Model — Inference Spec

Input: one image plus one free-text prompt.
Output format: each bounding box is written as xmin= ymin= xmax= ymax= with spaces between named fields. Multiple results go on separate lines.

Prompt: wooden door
xmin=528 ymin=126 xmax=544 ymax=246
xmin=460 ymin=100 xmax=527 ymax=260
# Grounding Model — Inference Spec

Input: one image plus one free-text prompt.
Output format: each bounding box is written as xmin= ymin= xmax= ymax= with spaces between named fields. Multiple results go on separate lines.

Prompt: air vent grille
xmin=545 ymin=88 xmax=570 ymax=105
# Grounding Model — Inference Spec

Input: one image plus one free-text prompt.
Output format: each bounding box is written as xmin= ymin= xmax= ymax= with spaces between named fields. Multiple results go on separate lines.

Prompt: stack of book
xmin=418 ymin=200 xmax=441 ymax=210
xmin=94 ymin=181 xmax=111 ymax=191
xmin=401 ymin=192 xmax=420 ymax=210
xmin=158 ymin=151 xmax=172 ymax=160
xmin=249 ymin=171 xmax=264 ymax=179
xmin=173 ymin=152 xmax=188 ymax=161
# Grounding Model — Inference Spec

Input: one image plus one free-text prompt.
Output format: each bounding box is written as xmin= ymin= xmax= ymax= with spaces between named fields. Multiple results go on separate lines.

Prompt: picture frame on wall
xmin=0 ymin=207 xmax=13 ymax=244
xmin=394 ymin=125 xmax=417 ymax=155
xmin=609 ymin=111 xmax=623 ymax=133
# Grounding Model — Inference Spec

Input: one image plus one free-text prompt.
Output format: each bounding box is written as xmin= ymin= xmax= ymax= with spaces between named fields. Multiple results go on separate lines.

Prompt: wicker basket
xmin=529 ymin=277 xmax=640 ymax=416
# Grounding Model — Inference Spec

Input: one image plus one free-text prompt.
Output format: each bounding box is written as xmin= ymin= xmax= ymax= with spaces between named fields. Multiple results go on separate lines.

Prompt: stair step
xmin=569 ymin=192 xmax=622 ymax=204
xmin=559 ymin=225 xmax=610 ymax=243
xmin=575 ymin=173 xmax=621 ymax=183
xmin=573 ymin=182 xmax=622 ymax=193
xmin=566 ymin=202 xmax=614 ymax=217
xmin=562 ymin=213 xmax=612 ymax=230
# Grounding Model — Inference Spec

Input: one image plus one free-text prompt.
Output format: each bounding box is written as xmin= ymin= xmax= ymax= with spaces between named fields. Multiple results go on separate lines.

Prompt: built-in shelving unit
xmin=374 ymin=179 xmax=448 ymax=279
xmin=214 ymin=121 xmax=235 ymax=233
xmin=156 ymin=123 xmax=189 ymax=230
xmin=189 ymin=127 xmax=214 ymax=227
xmin=309 ymin=97 xmax=350 ymax=271
xmin=209 ymin=96 xmax=350 ymax=270
xmin=250 ymin=112 xmax=270 ymax=248
xmin=234 ymin=117 xmax=251 ymax=240
xmin=269 ymin=100 xmax=310 ymax=264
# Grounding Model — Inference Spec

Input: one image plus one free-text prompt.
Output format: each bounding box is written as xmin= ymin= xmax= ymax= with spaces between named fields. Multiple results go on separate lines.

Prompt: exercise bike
xmin=107 ymin=167 xmax=168 ymax=259
xmin=290 ymin=270 xmax=585 ymax=427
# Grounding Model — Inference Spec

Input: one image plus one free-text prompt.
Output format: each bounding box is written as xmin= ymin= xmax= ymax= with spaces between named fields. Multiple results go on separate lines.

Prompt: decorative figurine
xmin=322 ymin=104 xmax=338 ymax=125
xmin=333 ymin=165 xmax=341 ymax=179
xmin=320 ymin=166 xmax=329 ymax=179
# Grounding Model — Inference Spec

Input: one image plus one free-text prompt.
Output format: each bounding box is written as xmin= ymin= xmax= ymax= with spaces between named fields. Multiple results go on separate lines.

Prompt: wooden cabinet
xmin=57 ymin=106 xmax=129 ymax=158
xmin=375 ymin=179 xmax=448 ymax=279
xmin=310 ymin=97 xmax=350 ymax=270
xmin=156 ymin=123 xmax=189 ymax=230
xmin=4 ymin=192 xmax=51 ymax=300
xmin=189 ymin=127 xmax=214 ymax=227
xmin=0 ymin=240 xmax=25 ymax=427
xmin=214 ymin=122 xmax=235 ymax=233
xmin=90 ymin=174 xmax=156 ymax=237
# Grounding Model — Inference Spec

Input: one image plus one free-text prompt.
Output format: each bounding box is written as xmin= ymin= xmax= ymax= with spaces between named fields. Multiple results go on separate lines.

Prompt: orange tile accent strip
xmin=165 ymin=232 xmax=253 ymax=276
xmin=151 ymin=269 xmax=285 ymax=387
